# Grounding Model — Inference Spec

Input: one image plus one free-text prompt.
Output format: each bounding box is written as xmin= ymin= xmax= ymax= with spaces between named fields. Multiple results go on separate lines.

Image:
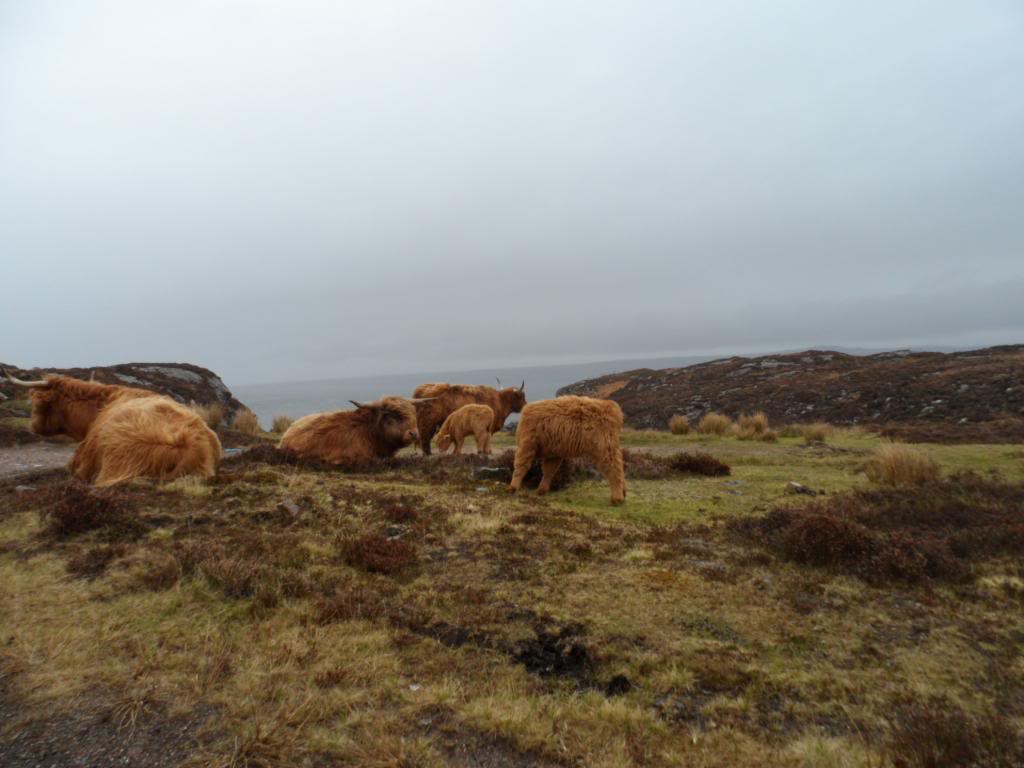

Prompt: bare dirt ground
xmin=0 ymin=443 xmax=74 ymax=480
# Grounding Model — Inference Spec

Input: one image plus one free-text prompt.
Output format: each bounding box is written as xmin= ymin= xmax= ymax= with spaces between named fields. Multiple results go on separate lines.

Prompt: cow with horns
xmin=3 ymin=370 xmax=221 ymax=487
xmin=411 ymin=379 xmax=526 ymax=455
xmin=278 ymin=396 xmax=433 ymax=466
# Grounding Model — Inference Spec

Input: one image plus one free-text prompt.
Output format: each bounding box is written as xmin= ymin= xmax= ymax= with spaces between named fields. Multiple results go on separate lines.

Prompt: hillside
xmin=558 ymin=345 xmax=1024 ymax=441
xmin=0 ymin=362 xmax=247 ymax=416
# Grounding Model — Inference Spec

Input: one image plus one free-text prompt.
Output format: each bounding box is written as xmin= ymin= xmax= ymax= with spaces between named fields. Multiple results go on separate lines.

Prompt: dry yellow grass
xmin=271 ymin=415 xmax=294 ymax=434
xmin=801 ymin=422 xmax=834 ymax=444
xmin=865 ymin=442 xmax=941 ymax=486
xmin=190 ymin=401 xmax=225 ymax=430
xmin=667 ymin=414 xmax=690 ymax=435
xmin=735 ymin=412 xmax=775 ymax=441
xmin=231 ymin=408 xmax=261 ymax=435
xmin=697 ymin=412 xmax=732 ymax=436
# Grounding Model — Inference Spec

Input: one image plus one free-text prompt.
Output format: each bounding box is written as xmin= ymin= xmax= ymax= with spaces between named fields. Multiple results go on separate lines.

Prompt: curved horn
xmin=89 ymin=370 xmax=96 ymax=382
xmin=519 ymin=380 xmax=525 ymax=391
xmin=495 ymin=377 xmax=502 ymax=388
xmin=409 ymin=396 xmax=438 ymax=404
xmin=2 ymin=369 xmax=49 ymax=388
xmin=349 ymin=400 xmax=368 ymax=409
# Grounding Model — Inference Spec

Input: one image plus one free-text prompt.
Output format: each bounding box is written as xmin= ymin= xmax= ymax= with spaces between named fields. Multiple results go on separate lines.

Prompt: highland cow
xmin=4 ymin=371 xmax=221 ymax=486
xmin=412 ymin=380 xmax=525 ymax=455
xmin=435 ymin=404 xmax=495 ymax=455
xmin=509 ymin=395 xmax=626 ymax=505
xmin=278 ymin=396 xmax=428 ymax=466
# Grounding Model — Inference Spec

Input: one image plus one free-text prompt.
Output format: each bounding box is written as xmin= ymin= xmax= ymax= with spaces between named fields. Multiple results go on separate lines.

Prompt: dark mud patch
xmin=0 ymin=665 xmax=217 ymax=768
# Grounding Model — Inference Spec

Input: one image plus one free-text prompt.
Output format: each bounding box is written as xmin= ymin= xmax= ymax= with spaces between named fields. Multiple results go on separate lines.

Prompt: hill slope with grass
xmin=558 ymin=345 xmax=1024 ymax=441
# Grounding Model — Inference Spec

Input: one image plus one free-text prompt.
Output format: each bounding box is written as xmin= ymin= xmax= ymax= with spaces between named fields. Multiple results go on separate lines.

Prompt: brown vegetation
xmin=231 ymin=408 xmax=261 ymax=435
xmin=801 ymin=422 xmax=833 ymax=443
xmin=271 ymin=414 xmax=293 ymax=434
xmin=731 ymin=472 xmax=1024 ymax=583
xmin=697 ymin=412 xmax=732 ymax=436
xmin=865 ymin=443 xmax=941 ymax=486
xmin=337 ymin=533 xmax=418 ymax=575
xmin=191 ymin=402 xmax=225 ymax=430
xmin=622 ymin=449 xmax=730 ymax=478
xmin=668 ymin=414 xmax=690 ymax=435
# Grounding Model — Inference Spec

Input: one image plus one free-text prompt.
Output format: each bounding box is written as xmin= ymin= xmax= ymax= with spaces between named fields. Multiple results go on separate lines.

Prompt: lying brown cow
xmin=4 ymin=371 xmax=221 ymax=487
xmin=412 ymin=380 xmax=525 ymax=455
xmin=508 ymin=395 xmax=626 ymax=505
xmin=278 ymin=396 xmax=428 ymax=466
xmin=435 ymin=404 xmax=495 ymax=455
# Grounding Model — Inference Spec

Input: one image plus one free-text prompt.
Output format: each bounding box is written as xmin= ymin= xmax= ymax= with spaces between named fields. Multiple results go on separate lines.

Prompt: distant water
xmin=232 ymin=355 xmax=715 ymax=426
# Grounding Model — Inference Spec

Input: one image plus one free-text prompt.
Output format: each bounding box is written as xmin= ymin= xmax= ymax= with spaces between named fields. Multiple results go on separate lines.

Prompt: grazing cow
xmin=436 ymin=404 xmax=495 ymax=455
xmin=509 ymin=396 xmax=626 ymax=505
xmin=412 ymin=380 xmax=526 ymax=455
xmin=278 ymin=396 xmax=428 ymax=466
xmin=4 ymin=371 xmax=221 ymax=486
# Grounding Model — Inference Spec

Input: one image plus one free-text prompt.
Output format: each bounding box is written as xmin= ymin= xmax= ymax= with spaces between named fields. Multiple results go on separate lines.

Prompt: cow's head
xmin=349 ymin=396 xmax=432 ymax=452
xmin=3 ymin=371 xmax=122 ymax=440
xmin=436 ymin=431 xmax=453 ymax=453
xmin=498 ymin=380 xmax=527 ymax=413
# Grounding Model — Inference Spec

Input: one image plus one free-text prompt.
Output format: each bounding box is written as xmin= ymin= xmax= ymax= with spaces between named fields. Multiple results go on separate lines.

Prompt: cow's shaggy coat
xmin=278 ymin=396 xmax=420 ymax=466
xmin=436 ymin=404 xmax=495 ymax=455
xmin=13 ymin=374 xmax=221 ymax=486
xmin=509 ymin=396 xmax=626 ymax=505
xmin=412 ymin=382 xmax=525 ymax=454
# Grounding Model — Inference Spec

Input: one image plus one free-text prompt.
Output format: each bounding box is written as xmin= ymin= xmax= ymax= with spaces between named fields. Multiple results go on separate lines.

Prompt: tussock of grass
xmin=865 ymin=442 xmax=940 ymax=486
xmin=668 ymin=414 xmax=690 ymax=435
xmin=190 ymin=401 xmax=225 ymax=429
xmin=697 ymin=412 xmax=732 ymax=436
xmin=231 ymin=408 xmax=261 ymax=435
xmin=271 ymin=415 xmax=293 ymax=434
xmin=801 ymin=422 xmax=833 ymax=444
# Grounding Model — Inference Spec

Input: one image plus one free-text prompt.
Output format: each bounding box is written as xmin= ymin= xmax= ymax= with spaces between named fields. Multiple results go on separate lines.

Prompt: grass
xmin=1 ymin=429 xmax=1023 ymax=766
xmin=231 ymin=408 xmax=262 ymax=435
xmin=668 ymin=414 xmax=690 ymax=435
xmin=865 ymin=442 xmax=941 ymax=486
xmin=190 ymin=401 xmax=226 ymax=429
xmin=697 ymin=412 xmax=732 ymax=436
xmin=272 ymin=414 xmax=294 ymax=434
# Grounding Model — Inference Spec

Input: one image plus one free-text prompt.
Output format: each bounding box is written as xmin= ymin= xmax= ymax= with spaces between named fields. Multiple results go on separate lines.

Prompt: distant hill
xmin=558 ymin=345 xmax=1024 ymax=442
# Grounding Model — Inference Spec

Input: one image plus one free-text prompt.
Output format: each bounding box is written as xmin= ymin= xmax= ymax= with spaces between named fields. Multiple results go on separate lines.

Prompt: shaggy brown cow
xmin=509 ymin=395 xmax=626 ymax=505
xmin=412 ymin=380 xmax=525 ymax=454
xmin=4 ymin=371 xmax=221 ymax=486
xmin=278 ymin=396 xmax=427 ymax=466
xmin=435 ymin=404 xmax=495 ymax=455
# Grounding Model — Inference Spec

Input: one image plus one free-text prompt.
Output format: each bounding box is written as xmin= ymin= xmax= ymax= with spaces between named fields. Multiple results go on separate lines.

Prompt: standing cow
xmin=278 ymin=396 xmax=429 ymax=466
xmin=435 ymin=404 xmax=495 ymax=455
xmin=412 ymin=380 xmax=526 ymax=455
xmin=4 ymin=371 xmax=221 ymax=487
xmin=508 ymin=395 xmax=626 ymax=505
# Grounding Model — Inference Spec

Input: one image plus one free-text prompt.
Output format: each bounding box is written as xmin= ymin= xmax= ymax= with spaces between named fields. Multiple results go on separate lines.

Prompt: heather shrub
xmin=337 ymin=533 xmax=417 ymax=575
xmin=697 ymin=412 xmax=732 ymax=436
xmin=865 ymin=443 xmax=940 ymax=486
xmin=668 ymin=414 xmax=690 ymax=435
xmin=622 ymin=449 xmax=730 ymax=478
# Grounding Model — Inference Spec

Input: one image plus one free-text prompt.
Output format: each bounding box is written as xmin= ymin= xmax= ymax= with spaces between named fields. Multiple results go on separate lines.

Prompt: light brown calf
xmin=435 ymin=404 xmax=495 ymax=455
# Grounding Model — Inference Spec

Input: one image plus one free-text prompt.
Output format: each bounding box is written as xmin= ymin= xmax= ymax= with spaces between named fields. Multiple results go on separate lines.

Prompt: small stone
xmin=786 ymin=481 xmax=817 ymax=496
xmin=474 ymin=466 xmax=512 ymax=482
xmin=277 ymin=498 xmax=301 ymax=516
xmin=14 ymin=485 xmax=36 ymax=493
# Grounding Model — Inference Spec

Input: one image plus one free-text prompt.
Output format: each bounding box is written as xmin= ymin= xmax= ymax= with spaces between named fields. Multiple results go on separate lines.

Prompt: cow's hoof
xmin=610 ymin=498 xmax=625 ymax=506
xmin=507 ymin=486 xmax=518 ymax=494
xmin=537 ymin=488 xmax=548 ymax=496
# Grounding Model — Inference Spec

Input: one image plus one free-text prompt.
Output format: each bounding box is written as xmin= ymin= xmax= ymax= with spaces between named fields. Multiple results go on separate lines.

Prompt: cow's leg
xmin=69 ymin=438 xmax=101 ymax=484
xmin=596 ymin=448 xmax=626 ymax=505
xmin=420 ymin=422 xmax=437 ymax=455
xmin=509 ymin=439 xmax=538 ymax=493
xmin=537 ymin=457 xmax=563 ymax=495
xmin=454 ymin=435 xmax=463 ymax=455
xmin=480 ymin=430 xmax=491 ymax=455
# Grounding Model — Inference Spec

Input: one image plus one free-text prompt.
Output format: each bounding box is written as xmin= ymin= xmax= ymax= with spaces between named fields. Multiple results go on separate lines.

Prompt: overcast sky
xmin=2 ymin=1 xmax=1022 ymax=386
